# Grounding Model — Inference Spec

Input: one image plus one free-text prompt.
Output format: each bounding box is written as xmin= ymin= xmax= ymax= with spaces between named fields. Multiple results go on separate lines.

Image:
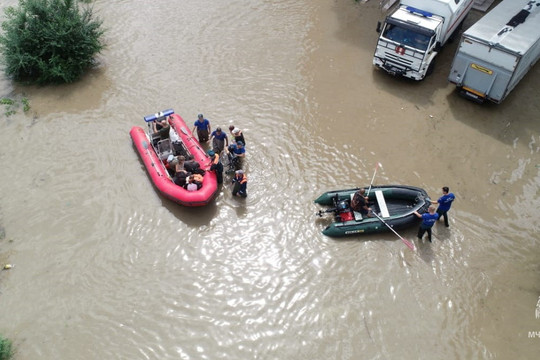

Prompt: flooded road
xmin=0 ymin=0 xmax=539 ymax=359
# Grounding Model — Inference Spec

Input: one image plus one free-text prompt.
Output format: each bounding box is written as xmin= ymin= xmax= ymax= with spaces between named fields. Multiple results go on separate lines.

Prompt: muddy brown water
xmin=0 ymin=0 xmax=539 ymax=359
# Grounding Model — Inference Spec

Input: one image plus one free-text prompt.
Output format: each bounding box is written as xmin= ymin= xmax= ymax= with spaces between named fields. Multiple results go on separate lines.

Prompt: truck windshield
xmin=382 ymin=23 xmax=432 ymax=51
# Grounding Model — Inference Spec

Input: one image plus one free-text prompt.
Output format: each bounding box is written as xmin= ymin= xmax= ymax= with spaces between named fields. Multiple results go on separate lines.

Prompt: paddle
xmin=366 ymin=162 xmax=382 ymax=197
xmin=372 ymin=212 xmax=415 ymax=251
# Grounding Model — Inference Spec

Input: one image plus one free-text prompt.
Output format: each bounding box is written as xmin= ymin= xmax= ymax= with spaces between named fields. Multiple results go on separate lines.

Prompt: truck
xmin=448 ymin=0 xmax=540 ymax=104
xmin=373 ymin=0 xmax=474 ymax=81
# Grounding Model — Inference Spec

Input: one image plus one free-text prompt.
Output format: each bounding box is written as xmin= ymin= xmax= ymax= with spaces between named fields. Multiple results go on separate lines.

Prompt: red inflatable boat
xmin=130 ymin=109 xmax=218 ymax=206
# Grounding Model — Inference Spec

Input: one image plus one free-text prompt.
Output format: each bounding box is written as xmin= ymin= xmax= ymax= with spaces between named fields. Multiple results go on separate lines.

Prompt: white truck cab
xmin=373 ymin=0 xmax=474 ymax=80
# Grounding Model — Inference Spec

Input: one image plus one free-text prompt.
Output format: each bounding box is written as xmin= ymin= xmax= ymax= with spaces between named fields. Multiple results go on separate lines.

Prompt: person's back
xmin=175 ymin=155 xmax=185 ymax=173
xmin=208 ymin=150 xmax=224 ymax=184
xmin=173 ymin=170 xmax=188 ymax=186
xmin=434 ymin=186 xmax=455 ymax=227
xmin=167 ymin=154 xmax=178 ymax=176
xmin=155 ymin=119 xmax=170 ymax=140
xmin=184 ymin=159 xmax=200 ymax=173
xmin=231 ymin=127 xmax=246 ymax=146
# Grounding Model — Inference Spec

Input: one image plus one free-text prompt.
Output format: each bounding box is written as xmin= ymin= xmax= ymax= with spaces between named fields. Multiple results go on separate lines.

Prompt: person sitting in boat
xmin=351 ymin=189 xmax=374 ymax=218
xmin=183 ymin=156 xmax=205 ymax=175
xmin=173 ymin=169 xmax=189 ymax=187
xmin=210 ymin=127 xmax=228 ymax=154
xmin=175 ymin=155 xmax=185 ymax=173
xmin=166 ymin=154 xmax=186 ymax=177
xmin=185 ymin=176 xmax=198 ymax=191
xmin=207 ymin=150 xmax=224 ymax=184
xmin=166 ymin=154 xmax=177 ymax=177
xmin=184 ymin=174 xmax=203 ymax=191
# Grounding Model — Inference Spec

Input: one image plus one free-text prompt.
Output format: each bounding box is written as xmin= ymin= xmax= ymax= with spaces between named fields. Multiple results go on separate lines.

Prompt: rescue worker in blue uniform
xmin=414 ymin=206 xmax=439 ymax=243
xmin=431 ymin=186 xmax=455 ymax=227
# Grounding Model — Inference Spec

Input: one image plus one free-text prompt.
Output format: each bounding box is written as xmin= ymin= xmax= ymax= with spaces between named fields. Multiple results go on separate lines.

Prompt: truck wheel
xmin=425 ymin=60 xmax=435 ymax=78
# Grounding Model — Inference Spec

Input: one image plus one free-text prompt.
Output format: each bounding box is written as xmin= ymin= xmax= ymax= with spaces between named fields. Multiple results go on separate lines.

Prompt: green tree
xmin=0 ymin=334 xmax=13 ymax=360
xmin=0 ymin=0 xmax=105 ymax=84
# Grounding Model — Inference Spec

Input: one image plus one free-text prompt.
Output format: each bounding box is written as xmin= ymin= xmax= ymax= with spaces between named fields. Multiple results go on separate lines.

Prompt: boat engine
xmin=335 ymin=200 xmax=354 ymax=222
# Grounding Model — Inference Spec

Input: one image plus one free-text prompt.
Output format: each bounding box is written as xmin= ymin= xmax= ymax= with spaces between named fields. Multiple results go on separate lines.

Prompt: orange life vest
xmin=235 ymin=173 xmax=247 ymax=184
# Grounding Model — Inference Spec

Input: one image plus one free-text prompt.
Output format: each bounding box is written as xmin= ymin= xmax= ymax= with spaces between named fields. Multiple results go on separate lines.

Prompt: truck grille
xmin=384 ymin=52 xmax=413 ymax=66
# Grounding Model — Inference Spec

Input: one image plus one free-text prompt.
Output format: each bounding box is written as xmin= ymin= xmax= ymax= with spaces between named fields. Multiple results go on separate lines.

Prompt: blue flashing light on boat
xmin=405 ymin=6 xmax=433 ymax=18
xmin=144 ymin=109 xmax=174 ymax=122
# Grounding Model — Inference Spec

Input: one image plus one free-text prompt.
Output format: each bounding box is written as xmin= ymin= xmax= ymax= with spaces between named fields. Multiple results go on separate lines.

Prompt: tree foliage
xmin=0 ymin=334 xmax=13 ymax=360
xmin=0 ymin=0 xmax=105 ymax=84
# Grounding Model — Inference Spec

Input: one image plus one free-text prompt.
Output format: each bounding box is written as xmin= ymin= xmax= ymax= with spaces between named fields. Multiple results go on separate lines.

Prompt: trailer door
xmin=457 ymin=38 xmax=517 ymax=102
xmin=461 ymin=61 xmax=497 ymax=100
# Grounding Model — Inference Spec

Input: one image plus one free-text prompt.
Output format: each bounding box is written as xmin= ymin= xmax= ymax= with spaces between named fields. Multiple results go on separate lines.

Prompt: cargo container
xmin=448 ymin=0 xmax=540 ymax=103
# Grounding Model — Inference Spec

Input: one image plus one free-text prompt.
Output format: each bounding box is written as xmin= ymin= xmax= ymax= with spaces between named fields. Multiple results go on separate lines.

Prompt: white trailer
xmin=448 ymin=0 xmax=540 ymax=103
xmin=373 ymin=0 xmax=474 ymax=80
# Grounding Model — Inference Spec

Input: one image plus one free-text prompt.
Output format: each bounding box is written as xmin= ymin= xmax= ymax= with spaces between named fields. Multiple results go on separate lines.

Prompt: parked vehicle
xmin=373 ymin=0 xmax=474 ymax=80
xmin=448 ymin=0 xmax=540 ymax=104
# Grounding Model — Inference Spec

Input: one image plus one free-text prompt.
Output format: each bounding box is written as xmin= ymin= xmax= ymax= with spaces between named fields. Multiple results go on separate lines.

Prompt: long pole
xmin=366 ymin=162 xmax=382 ymax=197
xmin=372 ymin=212 xmax=415 ymax=251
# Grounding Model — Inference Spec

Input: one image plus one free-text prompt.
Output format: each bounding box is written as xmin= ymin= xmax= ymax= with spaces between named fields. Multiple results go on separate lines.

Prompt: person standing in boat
xmin=228 ymin=125 xmax=246 ymax=146
xmin=232 ymin=170 xmax=247 ymax=197
xmin=414 ymin=206 xmax=439 ymax=243
xmin=192 ymin=114 xmax=211 ymax=143
xmin=350 ymin=188 xmax=373 ymax=217
xmin=210 ymin=127 xmax=228 ymax=154
xmin=207 ymin=150 xmax=224 ymax=184
xmin=152 ymin=119 xmax=170 ymax=140
xmin=431 ymin=186 xmax=455 ymax=227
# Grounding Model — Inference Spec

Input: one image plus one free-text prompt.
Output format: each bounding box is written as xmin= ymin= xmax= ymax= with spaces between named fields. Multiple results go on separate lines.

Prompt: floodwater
xmin=0 ymin=0 xmax=539 ymax=359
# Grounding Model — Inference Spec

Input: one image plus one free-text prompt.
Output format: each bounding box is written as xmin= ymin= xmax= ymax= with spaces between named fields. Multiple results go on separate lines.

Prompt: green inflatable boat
xmin=314 ymin=185 xmax=431 ymax=237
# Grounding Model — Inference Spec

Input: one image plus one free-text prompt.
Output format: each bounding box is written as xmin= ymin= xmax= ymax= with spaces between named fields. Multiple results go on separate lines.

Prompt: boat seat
xmin=350 ymin=194 xmax=363 ymax=221
xmin=375 ymin=190 xmax=390 ymax=218
xmin=157 ymin=138 xmax=173 ymax=160
xmin=172 ymin=140 xmax=187 ymax=157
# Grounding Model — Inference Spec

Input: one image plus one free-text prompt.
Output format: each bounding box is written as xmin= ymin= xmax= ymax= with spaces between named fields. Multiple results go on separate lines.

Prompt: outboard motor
xmin=336 ymin=200 xmax=349 ymax=212
xmin=335 ymin=200 xmax=354 ymax=222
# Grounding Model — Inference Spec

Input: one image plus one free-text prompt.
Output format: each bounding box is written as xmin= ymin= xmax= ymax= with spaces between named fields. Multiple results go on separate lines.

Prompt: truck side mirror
xmin=376 ymin=21 xmax=381 ymax=33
